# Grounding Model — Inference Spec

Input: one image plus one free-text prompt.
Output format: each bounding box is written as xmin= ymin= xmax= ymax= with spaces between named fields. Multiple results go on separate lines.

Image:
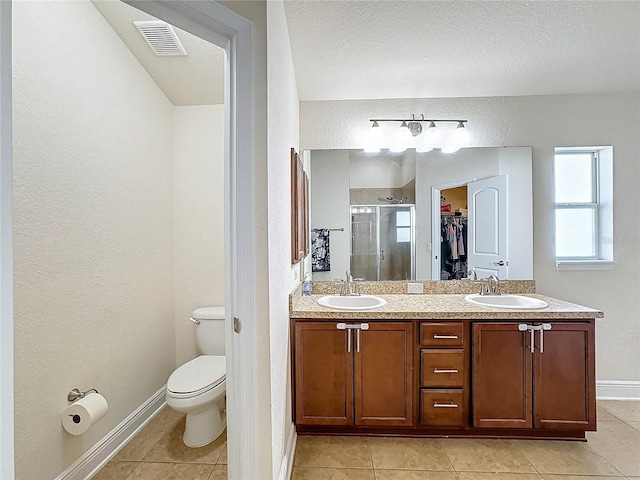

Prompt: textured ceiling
xmin=284 ymin=0 xmax=640 ymax=101
xmin=92 ymin=0 xmax=223 ymax=106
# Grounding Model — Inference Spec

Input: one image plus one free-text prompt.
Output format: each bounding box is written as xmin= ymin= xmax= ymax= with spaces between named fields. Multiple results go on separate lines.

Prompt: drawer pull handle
xmin=433 ymin=334 xmax=458 ymax=339
xmin=433 ymin=369 xmax=459 ymax=374
xmin=433 ymin=402 xmax=458 ymax=408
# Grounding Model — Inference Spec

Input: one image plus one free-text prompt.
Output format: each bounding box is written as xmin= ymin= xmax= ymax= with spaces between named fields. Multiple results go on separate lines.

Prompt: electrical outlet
xmin=407 ymin=282 xmax=424 ymax=294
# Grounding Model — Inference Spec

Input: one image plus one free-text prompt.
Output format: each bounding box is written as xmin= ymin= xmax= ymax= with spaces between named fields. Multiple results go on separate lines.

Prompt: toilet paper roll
xmin=62 ymin=392 xmax=108 ymax=435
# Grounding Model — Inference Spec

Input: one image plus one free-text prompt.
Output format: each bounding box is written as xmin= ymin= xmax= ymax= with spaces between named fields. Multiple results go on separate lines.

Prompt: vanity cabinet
xmin=472 ymin=321 xmax=596 ymax=431
xmin=419 ymin=322 xmax=468 ymax=427
xmin=293 ymin=320 xmax=413 ymax=427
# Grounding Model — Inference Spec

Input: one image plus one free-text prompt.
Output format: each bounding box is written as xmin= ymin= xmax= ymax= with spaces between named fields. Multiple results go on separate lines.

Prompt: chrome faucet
xmin=480 ymin=275 xmax=501 ymax=295
xmin=341 ymin=270 xmax=360 ymax=296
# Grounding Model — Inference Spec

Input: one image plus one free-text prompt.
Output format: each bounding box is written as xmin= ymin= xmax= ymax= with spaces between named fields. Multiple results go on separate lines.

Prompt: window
xmin=396 ymin=211 xmax=411 ymax=243
xmin=554 ymin=147 xmax=614 ymax=270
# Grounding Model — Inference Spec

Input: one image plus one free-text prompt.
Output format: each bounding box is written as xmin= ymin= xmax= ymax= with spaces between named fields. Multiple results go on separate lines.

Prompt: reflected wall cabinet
xmin=291 ymin=148 xmax=310 ymax=264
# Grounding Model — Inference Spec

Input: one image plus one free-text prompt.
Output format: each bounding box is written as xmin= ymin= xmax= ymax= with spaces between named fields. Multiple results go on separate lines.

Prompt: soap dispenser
xmin=302 ymin=273 xmax=313 ymax=296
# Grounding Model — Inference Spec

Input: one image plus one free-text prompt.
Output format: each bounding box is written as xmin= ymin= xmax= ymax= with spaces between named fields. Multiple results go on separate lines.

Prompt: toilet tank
xmin=192 ymin=306 xmax=225 ymax=355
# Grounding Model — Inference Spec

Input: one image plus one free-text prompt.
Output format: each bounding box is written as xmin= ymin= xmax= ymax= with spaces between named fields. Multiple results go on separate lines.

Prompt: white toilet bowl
xmin=166 ymin=355 xmax=226 ymax=447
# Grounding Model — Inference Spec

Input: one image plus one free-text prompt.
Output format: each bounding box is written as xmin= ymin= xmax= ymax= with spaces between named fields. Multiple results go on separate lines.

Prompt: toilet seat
xmin=167 ymin=355 xmax=226 ymax=399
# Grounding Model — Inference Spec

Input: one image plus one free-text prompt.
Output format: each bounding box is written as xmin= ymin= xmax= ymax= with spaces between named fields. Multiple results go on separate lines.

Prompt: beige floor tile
xmin=217 ymin=445 xmax=227 ymax=464
xmin=293 ymin=436 xmax=372 ymax=468
xmin=375 ymin=470 xmax=458 ymax=480
xmin=208 ymin=464 xmax=227 ymax=480
xmin=598 ymin=404 xmax=623 ymax=422
xmin=142 ymin=422 xmax=226 ymax=464
xmin=456 ymin=474 xmax=543 ymax=480
xmin=291 ymin=466 xmax=376 ymax=479
xmin=599 ymin=401 xmax=640 ymax=423
xmin=127 ymin=462 xmax=214 ymax=480
xmin=368 ymin=437 xmax=453 ymax=471
xmin=113 ymin=407 xmax=184 ymax=462
xmin=441 ymin=439 xmax=536 ymax=474
xmin=628 ymin=422 xmax=640 ymax=432
xmin=91 ymin=461 xmax=138 ymax=480
xmin=586 ymin=421 xmax=640 ymax=476
xmin=515 ymin=440 xmax=621 ymax=476
xmin=542 ymin=476 xmax=625 ymax=480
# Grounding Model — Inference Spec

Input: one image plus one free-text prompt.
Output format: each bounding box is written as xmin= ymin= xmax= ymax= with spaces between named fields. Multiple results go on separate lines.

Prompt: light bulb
xmin=424 ymin=121 xmax=442 ymax=149
xmin=364 ymin=121 xmax=383 ymax=153
xmin=390 ymin=121 xmax=411 ymax=153
xmin=452 ymin=121 xmax=470 ymax=146
xmin=441 ymin=145 xmax=460 ymax=154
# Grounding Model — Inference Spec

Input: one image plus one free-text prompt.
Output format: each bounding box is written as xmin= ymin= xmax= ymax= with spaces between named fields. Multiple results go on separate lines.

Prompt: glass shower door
xmin=350 ymin=205 xmax=415 ymax=281
xmin=379 ymin=205 xmax=414 ymax=280
xmin=350 ymin=206 xmax=378 ymax=281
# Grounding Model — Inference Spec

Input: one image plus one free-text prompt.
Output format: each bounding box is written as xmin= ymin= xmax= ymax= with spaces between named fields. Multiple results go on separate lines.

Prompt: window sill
xmin=555 ymin=260 xmax=616 ymax=271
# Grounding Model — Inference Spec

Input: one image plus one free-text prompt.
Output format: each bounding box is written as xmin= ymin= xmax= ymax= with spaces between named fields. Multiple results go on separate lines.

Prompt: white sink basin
xmin=317 ymin=295 xmax=387 ymax=311
xmin=465 ymin=294 xmax=549 ymax=310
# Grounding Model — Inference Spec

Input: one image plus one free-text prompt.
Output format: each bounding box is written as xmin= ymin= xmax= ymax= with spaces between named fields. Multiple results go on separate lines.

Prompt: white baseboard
xmin=597 ymin=380 xmax=640 ymax=400
xmin=55 ymin=385 xmax=167 ymax=480
xmin=278 ymin=424 xmax=297 ymax=480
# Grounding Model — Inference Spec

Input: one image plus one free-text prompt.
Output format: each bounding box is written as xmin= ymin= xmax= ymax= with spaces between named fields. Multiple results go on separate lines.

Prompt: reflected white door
xmin=467 ymin=175 xmax=508 ymax=279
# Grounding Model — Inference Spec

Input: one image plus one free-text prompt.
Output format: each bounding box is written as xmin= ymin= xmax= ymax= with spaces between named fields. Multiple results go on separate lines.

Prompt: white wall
xmin=173 ymin=105 xmax=225 ymax=366
xmin=12 ymin=2 xmax=176 ymax=478
xmin=300 ymin=93 xmax=640 ymax=385
xmin=349 ymin=151 xmax=414 ymax=189
xmin=266 ymin=1 xmax=300 ymax=478
xmin=310 ymin=150 xmax=351 ymax=281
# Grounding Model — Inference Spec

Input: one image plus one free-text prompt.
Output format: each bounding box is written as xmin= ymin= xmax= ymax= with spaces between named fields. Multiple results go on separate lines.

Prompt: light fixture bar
xmin=370 ymin=118 xmax=467 ymax=123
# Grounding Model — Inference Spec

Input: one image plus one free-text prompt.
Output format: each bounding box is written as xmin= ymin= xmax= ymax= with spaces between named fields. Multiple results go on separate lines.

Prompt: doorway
xmin=0 ymin=1 xmax=257 ymax=478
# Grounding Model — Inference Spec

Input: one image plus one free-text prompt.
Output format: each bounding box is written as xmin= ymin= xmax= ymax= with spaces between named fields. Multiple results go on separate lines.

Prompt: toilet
xmin=166 ymin=306 xmax=226 ymax=448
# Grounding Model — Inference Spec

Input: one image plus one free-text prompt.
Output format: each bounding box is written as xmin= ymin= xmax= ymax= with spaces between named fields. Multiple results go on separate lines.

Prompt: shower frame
xmin=349 ymin=204 xmax=416 ymax=281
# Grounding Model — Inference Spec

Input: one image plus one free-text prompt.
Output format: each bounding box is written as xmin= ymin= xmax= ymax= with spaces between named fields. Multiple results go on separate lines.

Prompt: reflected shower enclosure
xmin=350 ymin=205 xmax=416 ymax=281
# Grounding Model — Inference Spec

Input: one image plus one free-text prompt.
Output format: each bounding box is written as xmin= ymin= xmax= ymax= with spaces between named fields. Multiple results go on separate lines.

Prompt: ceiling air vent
xmin=133 ymin=20 xmax=187 ymax=56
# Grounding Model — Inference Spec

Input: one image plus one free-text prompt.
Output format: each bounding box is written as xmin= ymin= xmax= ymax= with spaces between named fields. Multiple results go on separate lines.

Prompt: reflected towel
xmin=312 ymin=229 xmax=331 ymax=272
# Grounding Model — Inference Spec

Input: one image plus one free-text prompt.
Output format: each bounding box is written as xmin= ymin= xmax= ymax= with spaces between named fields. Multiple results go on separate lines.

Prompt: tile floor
xmin=94 ymin=400 xmax=639 ymax=480
xmin=93 ymin=407 xmax=226 ymax=480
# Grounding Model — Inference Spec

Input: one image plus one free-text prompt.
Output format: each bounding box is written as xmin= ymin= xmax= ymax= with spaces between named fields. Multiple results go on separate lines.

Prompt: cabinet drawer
xmin=421 ymin=349 xmax=464 ymax=387
xmin=420 ymin=389 xmax=464 ymax=427
xmin=420 ymin=322 xmax=464 ymax=347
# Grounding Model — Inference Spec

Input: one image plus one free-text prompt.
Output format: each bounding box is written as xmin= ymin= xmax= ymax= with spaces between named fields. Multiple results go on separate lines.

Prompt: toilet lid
xmin=167 ymin=355 xmax=226 ymax=395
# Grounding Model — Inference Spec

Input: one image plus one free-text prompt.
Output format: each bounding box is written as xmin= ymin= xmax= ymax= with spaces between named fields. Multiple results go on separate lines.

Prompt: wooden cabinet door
xmin=294 ymin=322 xmax=353 ymax=425
xmin=354 ymin=322 xmax=413 ymax=427
xmin=534 ymin=322 xmax=596 ymax=430
xmin=472 ymin=323 xmax=532 ymax=428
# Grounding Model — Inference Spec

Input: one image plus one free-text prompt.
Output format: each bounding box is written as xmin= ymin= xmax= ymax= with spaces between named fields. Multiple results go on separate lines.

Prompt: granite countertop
xmin=290 ymin=293 xmax=603 ymax=320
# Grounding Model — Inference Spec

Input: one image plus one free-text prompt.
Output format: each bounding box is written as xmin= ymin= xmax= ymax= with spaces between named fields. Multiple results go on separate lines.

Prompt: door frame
xmin=0 ymin=1 xmax=14 ymax=477
xmin=431 ymin=179 xmax=475 ymax=280
xmin=1 ymin=1 xmax=258 ymax=478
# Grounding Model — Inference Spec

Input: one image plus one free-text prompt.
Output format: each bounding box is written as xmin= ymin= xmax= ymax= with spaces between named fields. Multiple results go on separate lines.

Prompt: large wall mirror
xmin=308 ymin=147 xmax=533 ymax=281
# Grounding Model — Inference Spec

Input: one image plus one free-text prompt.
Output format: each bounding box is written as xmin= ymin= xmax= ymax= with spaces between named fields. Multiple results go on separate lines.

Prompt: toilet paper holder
xmin=67 ymin=388 xmax=99 ymax=402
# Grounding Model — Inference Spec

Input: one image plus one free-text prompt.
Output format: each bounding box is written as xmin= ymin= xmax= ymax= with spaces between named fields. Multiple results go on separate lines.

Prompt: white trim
xmin=123 ymin=2 xmax=257 ymax=478
xmin=55 ymin=386 xmax=167 ymax=480
xmin=596 ymin=381 xmax=640 ymax=400
xmin=556 ymin=260 xmax=616 ymax=271
xmin=0 ymin=1 xmax=14 ymax=478
xmin=278 ymin=426 xmax=297 ymax=480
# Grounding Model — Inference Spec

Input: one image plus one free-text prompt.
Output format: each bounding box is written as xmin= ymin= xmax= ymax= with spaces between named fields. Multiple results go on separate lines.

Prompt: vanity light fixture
xmin=366 ymin=114 xmax=470 ymax=153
